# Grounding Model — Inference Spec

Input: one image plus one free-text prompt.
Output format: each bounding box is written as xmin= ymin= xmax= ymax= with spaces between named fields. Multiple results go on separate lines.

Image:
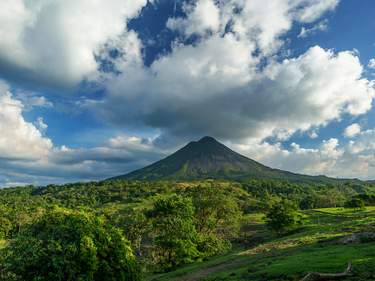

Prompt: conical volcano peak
xmin=111 ymin=137 xmax=349 ymax=184
xmin=198 ymin=136 xmax=218 ymax=144
xmin=113 ymin=136 xmax=276 ymax=181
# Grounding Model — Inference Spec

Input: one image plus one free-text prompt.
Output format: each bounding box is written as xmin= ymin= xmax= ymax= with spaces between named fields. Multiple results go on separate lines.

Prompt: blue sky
xmin=0 ymin=0 xmax=375 ymax=186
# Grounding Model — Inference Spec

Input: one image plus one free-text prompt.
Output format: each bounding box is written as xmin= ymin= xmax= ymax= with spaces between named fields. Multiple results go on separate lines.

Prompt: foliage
xmin=189 ymin=185 xmax=242 ymax=238
xmin=147 ymin=194 xmax=200 ymax=271
xmin=264 ymin=199 xmax=302 ymax=235
xmin=1 ymin=207 xmax=140 ymax=281
xmin=188 ymin=185 xmax=242 ymax=256
xmin=345 ymin=197 xmax=366 ymax=210
xmin=0 ymin=179 xmax=374 ymax=278
xmin=151 ymin=207 xmax=375 ymax=281
xmin=0 ymin=217 xmax=11 ymax=239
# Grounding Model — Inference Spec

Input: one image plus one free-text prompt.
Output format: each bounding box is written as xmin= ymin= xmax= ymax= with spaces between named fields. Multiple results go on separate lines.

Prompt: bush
xmin=1 ymin=207 xmax=141 ymax=281
xmin=264 ymin=199 xmax=302 ymax=235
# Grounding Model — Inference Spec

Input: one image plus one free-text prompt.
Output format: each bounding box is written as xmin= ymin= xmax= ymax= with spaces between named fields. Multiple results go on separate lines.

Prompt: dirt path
xmin=171 ymin=258 xmax=248 ymax=281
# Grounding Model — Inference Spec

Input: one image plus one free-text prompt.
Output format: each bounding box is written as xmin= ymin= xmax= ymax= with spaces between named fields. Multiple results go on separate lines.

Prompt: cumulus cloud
xmin=224 ymin=124 xmax=375 ymax=180
xmin=167 ymin=0 xmax=220 ymax=36
xmin=0 ymin=80 xmax=166 ymax=186
xmin=89 ymin=0 xmax=358 ymax=143
xmin=0 ymin=132 xmax=165 ymax=187
xmin=95 ymin=44 xmax=375 ymax=142
xmin=168 ymin=0 xmax=338 ymax=54
xmin=0 ymin=0 xmax=148 ymax=88
xmin=343 ymin=123 xmax=361 ymax=138
xmin=0 ymin=81 xmax=52 ymax=160
xmin=233 ymin=136 xmax=374 ymax=179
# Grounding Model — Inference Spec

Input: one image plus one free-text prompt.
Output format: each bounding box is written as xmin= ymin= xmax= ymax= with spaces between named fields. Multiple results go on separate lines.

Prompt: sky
xmin=0 ymin=0 xmax=375 ymax=186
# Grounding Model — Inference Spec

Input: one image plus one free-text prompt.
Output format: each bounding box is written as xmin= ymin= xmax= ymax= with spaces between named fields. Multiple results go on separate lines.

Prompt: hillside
xmin=111 ymin=136 xmax=355 ymax=184
xmin=149 ymin=207 xmax=375 ymax=281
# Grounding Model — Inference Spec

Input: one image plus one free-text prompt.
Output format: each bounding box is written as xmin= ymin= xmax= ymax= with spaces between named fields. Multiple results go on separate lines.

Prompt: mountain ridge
xmin=110 ymin=136 xmax=360 ymax=184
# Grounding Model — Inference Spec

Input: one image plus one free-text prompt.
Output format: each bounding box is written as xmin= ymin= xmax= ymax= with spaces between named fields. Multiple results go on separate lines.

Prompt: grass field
xmin=148 ymin=207 xmax=375 ymax=281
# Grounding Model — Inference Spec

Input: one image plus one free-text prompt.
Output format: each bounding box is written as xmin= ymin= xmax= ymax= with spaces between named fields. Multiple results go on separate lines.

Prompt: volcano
xmin=111 ymin=136 xmax=353 ymax=183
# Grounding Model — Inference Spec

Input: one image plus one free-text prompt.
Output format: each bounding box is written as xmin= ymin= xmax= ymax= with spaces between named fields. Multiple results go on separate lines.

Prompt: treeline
xmin=242 ymin=179 xmax=372 ymax=210
xmin=0 ymin=179 xmax=374 ymax=280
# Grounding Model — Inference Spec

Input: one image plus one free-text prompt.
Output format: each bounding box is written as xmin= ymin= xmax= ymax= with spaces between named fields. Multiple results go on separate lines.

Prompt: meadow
xmin=150 ymin=207 xmax=375 ymax=281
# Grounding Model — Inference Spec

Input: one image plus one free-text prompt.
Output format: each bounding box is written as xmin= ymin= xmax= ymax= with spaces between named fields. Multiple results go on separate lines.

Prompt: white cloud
xmin=169 ymin=0 xmax=339 ymax=54
xmin=294 ymin=0 xmax=339 ymax=23
xmin=308 ymin=130 xmax=319 ymax=139
xmin=0 ymin=130 xmax=165 ymax=187
xmin=231 ymin=138 xmax=342 ymax=177
xmin=343 ymin=123 xmax=361 ymax=138
xmin=0 ymin=81 xmax=52 ymax=160
xmin=0 ymin=80 xmax=166 ymax=186
xmin=298 ymin=19 xmax=329 ymax=38
xmin=34 ymin=117 xmax=48 ymax=133
xmin=167 ymin=0 xmax=220 ymax=36
xmin=368 ymin=58 xmax=375 ymax=69
xmin=96 ymin=44 xmax=374 ymax=142
xmin=0 ymin=0 xmax=148 ymax=88
xmin=14 ymin=92 xmax=53 ymax=110
xmin=229 ymin=125 xmax=375 ymax=180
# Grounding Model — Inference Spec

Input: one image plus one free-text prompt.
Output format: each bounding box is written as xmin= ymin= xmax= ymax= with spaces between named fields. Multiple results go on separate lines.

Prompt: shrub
xmin=265 ymin=199 xmax=302 ymax=235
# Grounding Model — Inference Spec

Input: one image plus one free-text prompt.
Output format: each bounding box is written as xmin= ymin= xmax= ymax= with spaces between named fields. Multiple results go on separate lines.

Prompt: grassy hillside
xmin=150 ymin=207 xmax=375 ymax=281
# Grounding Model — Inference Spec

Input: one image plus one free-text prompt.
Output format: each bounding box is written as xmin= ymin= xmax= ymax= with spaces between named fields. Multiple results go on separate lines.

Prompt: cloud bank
xmin=0 ymin=0 xmax=148 ymax=88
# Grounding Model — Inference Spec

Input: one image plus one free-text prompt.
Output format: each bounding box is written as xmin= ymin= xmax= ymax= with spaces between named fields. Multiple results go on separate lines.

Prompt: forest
xmin=0 ymin=179 xmax=375 ymax=280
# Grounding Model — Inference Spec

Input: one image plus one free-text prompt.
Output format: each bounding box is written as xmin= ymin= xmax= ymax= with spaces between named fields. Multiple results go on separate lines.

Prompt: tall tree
xmin=147 ymin=194 xmax=199 ymax=270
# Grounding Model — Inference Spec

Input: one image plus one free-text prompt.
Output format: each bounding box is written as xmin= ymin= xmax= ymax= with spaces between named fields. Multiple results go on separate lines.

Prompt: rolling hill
xmin=110 ymin=136 xmax=356 ymax=184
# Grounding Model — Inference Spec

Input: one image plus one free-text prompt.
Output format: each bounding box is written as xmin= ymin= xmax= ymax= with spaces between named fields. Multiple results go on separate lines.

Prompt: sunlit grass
xmin=150 ymin=207 xmax=375 ymax=281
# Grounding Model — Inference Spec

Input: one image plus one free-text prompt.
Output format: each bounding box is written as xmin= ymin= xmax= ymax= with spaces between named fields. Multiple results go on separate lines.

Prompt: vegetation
xmin=151 ymin=207 xmax=375 ymax=281
xmin=345 ymin=197 xmax=366 ymax=210
xmin=1 ymin=207 xmax=140 ymax=281
xmin=264 ymin=199 xmax=302 ymax=235
xmin=0 ymin=179 xmax=374 ymax=280
xmin=147 ymin=194 xmax=200 ymax=270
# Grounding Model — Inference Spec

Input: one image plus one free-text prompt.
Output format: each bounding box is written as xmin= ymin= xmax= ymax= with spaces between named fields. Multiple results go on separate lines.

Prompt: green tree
xmin=189 ymin=185 xmax=242 ymax=256
xmin=147 ymin=194 xmax=199 ymax=270
xmin=117 ymin=208 xmax=150 ymax=257
xmin=1 ymin=207 xmax=141 ymax=281
xmin=265 ymin=199 xmax=302 ymax=235
xmin=0 ymin=217 xmax=11 ymax=239
xmin=345 ymin=198 xmax=365 ymax=210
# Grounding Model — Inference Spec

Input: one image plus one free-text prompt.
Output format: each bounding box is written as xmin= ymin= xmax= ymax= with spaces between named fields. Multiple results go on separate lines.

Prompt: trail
xmin=170 ymin=258 xmax=248 ymax=281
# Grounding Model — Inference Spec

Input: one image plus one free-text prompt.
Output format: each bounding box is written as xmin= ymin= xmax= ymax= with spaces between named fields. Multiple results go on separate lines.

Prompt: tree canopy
xmin=1 ymin=207 xmax=140 ymax=281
